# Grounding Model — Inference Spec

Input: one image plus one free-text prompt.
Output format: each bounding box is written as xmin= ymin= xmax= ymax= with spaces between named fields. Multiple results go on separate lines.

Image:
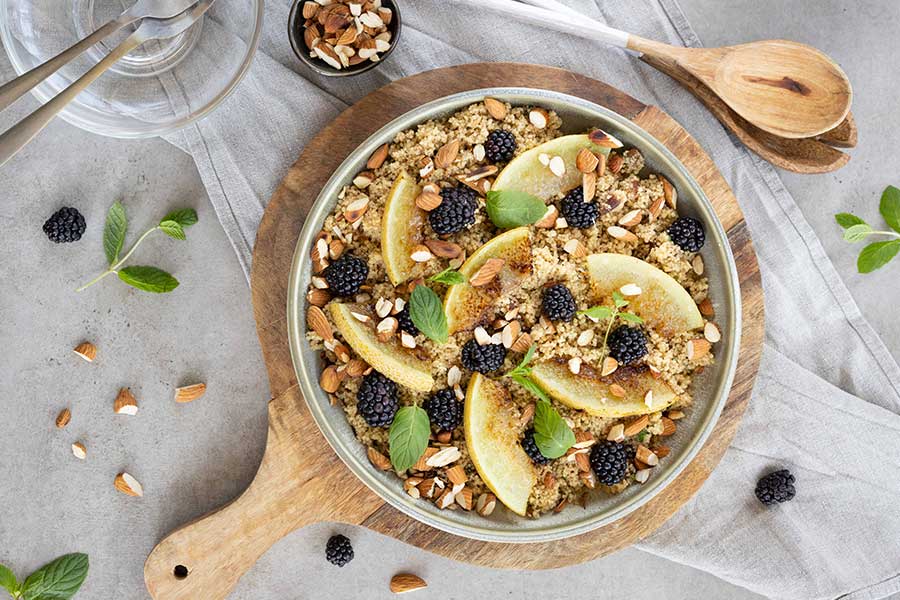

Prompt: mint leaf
xmin=158 ymin=220 xmax=186 ymax=241
xmin=843 ymin=223 xmax=873 ymax=243
xmin=578 ymin=306 xmax=613 ymax=321
xmin=532 ymin=400 xmax=575 ymax=459
xmin=160 ymin=208 xmax=198 ymax=228
xmin=103 ymin=201 xmax=127 ymax=266
xmin=388 ymin=405 xmax=431 ymax=472
xmin=118 ymin=266 xmax=179 ymax=293
xmin=619 ymin=312 xmax=644 ymax=324
xmin=484 ymin=190 xmax=546 ymax=228
xmin=428 ymin=268 xmax=467 ymax=286
xmin=409 ymin=285 xmax=448 ymax=343
xmin=879 ymin=185 xmax=900 ymax=233
xmin=0 ymin=564 xmax=19 ymax=597
xmin=835 ymin=213 xmax=867 ymax=229
xmin=612 ymin=291 xmax=628 ymax=308
xmin=858 ymin=240 xmax=900 ymax=273
xmin=21 ymin=553 xmax=88 ymax=600
xmin=636 ymin=429 xmax=649 ymax=443
xmin=510 ymin=373 xmax=551 ymax=403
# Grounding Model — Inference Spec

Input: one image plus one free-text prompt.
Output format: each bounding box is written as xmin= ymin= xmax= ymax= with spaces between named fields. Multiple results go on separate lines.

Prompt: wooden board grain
xmin=144 ymin=63 xmax=764 ymax=600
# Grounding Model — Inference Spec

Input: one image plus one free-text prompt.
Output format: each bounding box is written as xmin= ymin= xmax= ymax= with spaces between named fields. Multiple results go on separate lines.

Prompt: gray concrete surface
xmin=1 ymin=1 xmax=898 ymax=599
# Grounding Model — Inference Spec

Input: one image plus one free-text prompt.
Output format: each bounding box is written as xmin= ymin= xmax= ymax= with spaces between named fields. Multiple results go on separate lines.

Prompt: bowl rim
xmin=286 ymin=87 xmax=742 ymax=543
xmin=0 ymin=0 xmax=264 ymax=139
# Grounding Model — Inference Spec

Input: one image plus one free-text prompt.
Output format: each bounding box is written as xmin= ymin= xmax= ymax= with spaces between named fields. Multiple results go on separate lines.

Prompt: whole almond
xmin=346 ymin=359 xmax=369 ymax=377
xmin=307 ymin=288 xmax=331 ymax=307
xmin=366 ymin=143 xmax=389 ymax=169
xmin=576 ymin=147 xmax=599 ymax=173
xmin=484 ymin=97 xmax=508 ymax=120
xmin=174 ymin=383 xmax=207 ymax=403
xmin=73 ymin=341 xmax=97 ymax=362
xmin=307 ymin=305 xmax=333 ymax=341
xmin=434 ymin=139 xmax=460 ymax=169
xmin=510 ymin=332 xmax=533 ymax=353
xmin=698 ymin=297 xmax=715 ymax=317
xmin=55 ymin=408 xmax=71 ymax=429
xmin=624 ymin=415 xmax=650 ymax=437
xmin=424 ymin=239 xmax=461 ymax=258
xmin=415 ymin=191 xmax=442 ymax=211
xmin=320 ymin=365 xmax=341 ymax=393
xmin=469 ymin=258 xmax=504 ymax=287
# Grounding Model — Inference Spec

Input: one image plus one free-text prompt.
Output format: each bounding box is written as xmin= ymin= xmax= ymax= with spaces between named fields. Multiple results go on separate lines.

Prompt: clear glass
xmin=0 ymin=0 xmax=263 ymax=138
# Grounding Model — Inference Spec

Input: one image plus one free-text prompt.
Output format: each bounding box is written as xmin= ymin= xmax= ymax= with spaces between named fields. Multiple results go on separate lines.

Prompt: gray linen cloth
xmin=159 ymin=0 xmax=900 ymax=598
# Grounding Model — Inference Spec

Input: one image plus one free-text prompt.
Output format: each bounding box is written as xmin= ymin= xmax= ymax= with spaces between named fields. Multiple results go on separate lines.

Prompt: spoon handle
xmin=0 ymin=32 xmax=143 ymax=167
xmin=0 ymin=15 xmax=135 ymax=113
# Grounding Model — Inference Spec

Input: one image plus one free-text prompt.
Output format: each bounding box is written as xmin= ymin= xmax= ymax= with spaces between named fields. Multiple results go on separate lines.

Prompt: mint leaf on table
xmin=388 ymin=405 xmax=431 ymax=472
xmin=484 ymin=190 xmax=546 ymax=228
xmin=158 ymin=220 xmax=186 ymax=241
xmin=161 ymin=208 xmax=198 ymax=228
xmin=835 ymin=212 xmax=867 ymax=229
xmin=532 ymin=399 xmax=575 ymax=459
xmin=857 ymin=240 xmax=900 ymax=273
xmin=0 ymin=564 xmax=20 ymax=597
xmin=102 ymin=201 xmax=127 ymax=265
xmin=842 ymin=223 xmax=873 ymax=242
xmin=409 ymin=284 xmax=448 ymax=343
xmin=880 ymin=185 xmax=900 ymax=233
xmin=20 ymin=553 xmax=88 ymax=600
xmin=118 ymin=266 xmax=180 ymax=293
xmin=428 ymin=268 xmax=467 ymax=286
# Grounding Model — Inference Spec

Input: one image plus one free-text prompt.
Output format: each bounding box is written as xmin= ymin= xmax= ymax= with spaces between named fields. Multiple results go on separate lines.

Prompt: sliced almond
xmin=704 ymin=322 xmax=721 ymax=343
xmin=400 ymin=331 xmax=417 ymax=349
xmin=366 ymin=143 xmax=389 ymax=169
xmin=413 ymin=447 xmax=439 ymax=471
xmin=607 ymin=153 xmax=624 ymax=174
xmin=313 ymin=42 xmax=342 ymax=69
xmin=375 ymin=297 xmax=393 ymax=318
xmin=307 ymin=305 xmax=333 ymax=341
xmin=55 ymin=408 xmax=71 ymax=429
xmin=474 ymin=326 xmax=492 ymax=346
xmin=302 ymin=1 xmax=319 ymax=19
xmin=455 ymin=486 xmax=474 ymax=510
xmin=580 ymin=470 xmax=597 ymax=489
xmin=609 ymin=383 xmax=626 ymax=398
xmin=114 ymin=388 xmax=138 ymax=415
xmin=692 ymin=254 xmax=705 ymax=276
xmin=71 ymin=441 xmax=87 ymax=460
xmin=582 ymin=171 xmax=597 ymax=201
xmin=687 ymin=338 xmax=711 ymax=361
xmin=353 ymin=170 xmax=374 ymax=189
xmin=501 ymin=321 xmax=521 ymax=349
xmin=484 ymin=98 xmax=508 ymax=120
xmin=538 ymin=153 xmax=551 ymax=167
xmin=577 ymin=329 xmax=594 ymax=346
xmin=698 ymin=297 xmax=715 ymax=317
xmin=426 ymin=446 xmax=461 ymax=468
xmin=359 ymin=10 xmax=383 ymax=28
xmin=511 ymin=332 xmax=533 ymax=353
xmin=588 ymin=129 xmax=624 ymax=148
xmin=415 ymin=190 xmax=442 ymax=211
xmin=332 ymin=342 xmax=351 ymax=362
xmin=576 ymin=147 xmax=599 ymax=173
xmin=475 ymin=492 xmax=497 ymax=516
xmin=607 ymin=423 xmax=625 ymax=442
xmin=543 ymin=471 xmax=557 ymax=488
xmin=469 ymin=258 xmax=504 ymax=287
xmin=535 ymin=205 xmax=558 ymax=229
xmin=619 ymin=283 xmax=642 ymax=296
xmin=434 ymin=139 xmax=460 ymax=169
xmin=329 ymin=239 xmax=345 ymax=260
xmin=435 ymin=431 xmax=452 ymax=443
xmin=595 ymin=152 xmax=607 ymax=176
xmin=624 ymin=414 xmax=650 ymax=437
xmin=553 ymin=499 xmax=568 ymax=513
xmin=307 ymin=288 xmax=331 ymax=307
xmin=662 ymin=177 xmax=677 ymax=209
xmin=376 ymin=317 xmax=398 ymax=341
xmin=114 ymin=472 xmax=143 ymax=497
xmin=607 ymin=226 xmax=639 ymax=243
xmin=548 ymin=155 xmax=566 ymax=178
xmin=424 ymin=239 xmax=461 ymax=259
xmin=350 ymin=310 xmax=369 ymax=323
xmin=644 ymin=389 xmax=654 ymax=408
xmin=563 ymin=238 xmax=587 ymax=258
xmin=575 ymin=451 xmax=591 ymax=473
xmin=459 ymin=165 xmax=497 ymax=182
xmin=446 ymin=464 xmax=468 ymax=485
xmin=660 ymin=417 xmax=677 ymax=437
xmin=367 ymin=447 xmax=392 ymax=470
xmin=304 ymin=26 xmax=320 ymax=50
xmin=572 ymin=430 xmax=595 ymax=449
xmin=618 ymin=209 xmax=642 ymax=228
xmin=635 ymin=468 xmax=651 ymax=484
xmin=320 ymin=365 xmax=341 ymax=393
xmin=174 ymin=383 xmax=206 ymax=403
xmin=346 ymin=358 xmax=369 ymax=377
xmin=529 ymin=108 xmax=549 ymax=129
xmin=417 ymin=477 xmax=439 ymax=498
xmin=434 ymin=486 xmax=456 ymax=509
xmin=73 ymin=341 xmax=97 ymax=362
xmin=447 ymin=365 xmax=461 ymax=387
xmin=568 ymin=357 xmax=582 ymax=375
xmin=343 ymin=197 xmax=369 ymax=223
xmin=636 ymin=445 xmax=659 ymax=466
xmin=417 ymin=156 xmax=435 ymax=178
xmin=377 ymin=6 xmax=393 ymax=24
xmin=410 ymin=245 xmax=434 ymax=263
xmin=404 ymin=478 xmax=422 ymax=498
xmin=648 ymin=196 xmax=664 ymax=222
xmin=601 ymin=356 xmax=618 ymax=376
xmin=473 ymin=144 xmax=486 ymax=161
xmin=311 ymin=276 xmax=329 ymax=290
xmin=654 ymin=444 xmax=671 ymax=458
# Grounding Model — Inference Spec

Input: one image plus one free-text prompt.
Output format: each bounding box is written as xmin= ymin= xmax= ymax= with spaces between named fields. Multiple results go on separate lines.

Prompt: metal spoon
xmin=0 ymin=0 xmax=217 ymax=167
xmin=0 ymin=0 xmax=198 ymax=112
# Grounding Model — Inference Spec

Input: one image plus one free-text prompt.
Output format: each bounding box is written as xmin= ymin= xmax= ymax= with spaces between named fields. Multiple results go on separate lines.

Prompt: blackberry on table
xmin=522 ymin=429 xmax=551 ymax=465
xmin=484 ymin=129 xmax=517 ymax=162
xmin=396 ymin=303 xmax=419 ymax=336
xmin=429 ymin=186 xmax=477 ymax=235
xmin=325 ymin=534 xmax=354 ymax=567
xmin=43 ymin=207 xmax=86 ymax=243
xmin=668 ymin=216 xmax=706 ymax=252
xmin=322 ymin=253 xmax=368 ymax=296
xmin=755 ymin=469 xmax=796 ymax=505
xmin=559 ymin=187 xmax=598 ymax=229
xmin=356 ymin=371 xmax=398 ymax=427
xmin=607 ymin=325 xmax=648 ymax=366
xmin=423 ymin=388 xmax=463 ymax=432
xmin=542 ymin=283 xmax=576 ymax=322
xmin=590 ymin=441 xmax=629 ymax=486
xmin=460 ymin=339 xmax=507 ymax=373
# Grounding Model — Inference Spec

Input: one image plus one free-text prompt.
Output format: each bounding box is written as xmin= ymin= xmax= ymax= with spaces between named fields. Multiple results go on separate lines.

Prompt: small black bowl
xmin=288 ymin=0 xmax=402 ymax=77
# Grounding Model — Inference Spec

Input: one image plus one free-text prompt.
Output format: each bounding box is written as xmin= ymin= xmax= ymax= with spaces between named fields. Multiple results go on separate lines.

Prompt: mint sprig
xmin=408 ymin=284 xmax=448 ymax=343
xmin=505 ymin=345 xmax=574 ymax=458
xmin=428 ymin=267 xmax=467 ymax=286
xmin=578 ymin=291 xmax=644 ymax=359
xmin=388 ymin=405 xmax=431 ymax=472
xmin=485 ymin=190 xmax=547 ymax=228
xmin=0 ymin=553 xmax=89 ymax=599
xmin=77 ymin=203 xmax=197 ymax=293
xmin=836 ymin=185 xmax=900 ymax=273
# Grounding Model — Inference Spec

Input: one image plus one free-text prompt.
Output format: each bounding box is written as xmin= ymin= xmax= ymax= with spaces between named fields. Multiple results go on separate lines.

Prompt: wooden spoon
xmin=472 ymin=0 xmax=852 ymax=140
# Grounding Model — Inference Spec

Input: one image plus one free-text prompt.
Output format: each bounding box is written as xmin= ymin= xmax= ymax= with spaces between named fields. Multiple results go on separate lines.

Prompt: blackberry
xmin=325 ymin=534 xmax=354 ymax=567
xmin=607 ymin=325 xmax=648 ymax=366
xmin=668 ymin=216 xmax=706 ymax=252
xmin=460 ymin=339 xmax=507 ymax=373
xmin=43 ymin=207 xmax=86 ymax=243
xmin=590 ymin=441 xmax=629 ymax=486
xmin=522 ymin=430 xmax=551 ymax=465
xmin=356 ymin=371 xmax=398 ymax=427
xmin=423 ymin=388 xmax=463 ymax=432
xmin=541 ymin=284 xmax=576 ymax=322
xmin=484 ymin=130 xmax=517 ymax=162
xmin=396 ymin=304 xmax=419 ymax=336
xmin=755 ymin=469 xmax=796 ymax=505
xmin=559 ymin=187 xmax=598 ymax=229
xmin=429 ymin=186 xmax=477 ymax=235
xmin=322 ymin=253 xmax=368 ymax=297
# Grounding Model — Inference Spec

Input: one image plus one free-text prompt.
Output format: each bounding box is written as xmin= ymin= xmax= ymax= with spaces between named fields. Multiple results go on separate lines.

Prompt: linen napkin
xmin=156 ymin=0 xmax=900 ymax=597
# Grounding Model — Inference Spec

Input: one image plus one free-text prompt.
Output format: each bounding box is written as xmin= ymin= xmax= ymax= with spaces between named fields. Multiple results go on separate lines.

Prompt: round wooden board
xmin=144 ymin=63 xmax=764 ymax=600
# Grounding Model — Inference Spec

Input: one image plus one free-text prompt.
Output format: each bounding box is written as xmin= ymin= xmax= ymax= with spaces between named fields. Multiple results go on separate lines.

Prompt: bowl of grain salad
xmin=287 ymin=88 xmax=741 ymax=542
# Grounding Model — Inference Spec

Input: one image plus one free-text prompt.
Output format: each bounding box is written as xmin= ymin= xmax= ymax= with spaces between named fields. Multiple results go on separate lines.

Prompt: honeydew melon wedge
xmin=492 ymin=134 xmax=615 ymax=201
xmin=443 ymin=227 xmax=532 ymax=334
xmin=328 ymin=302 xmax=434 ymax=392
xmin=530 ymin=360 xmax=677 ymax=418
xmin=464 ymin=373 xmax=536 ymax=516
xmin=586 ymin=253 xmax=703 ymax=336
xmin=381 ymin=172 xmax=425 ymax=286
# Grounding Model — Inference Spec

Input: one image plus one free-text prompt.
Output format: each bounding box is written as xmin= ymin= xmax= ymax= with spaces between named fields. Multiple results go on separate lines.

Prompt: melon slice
xmin=464 ymin=373 xmax=536 ymax=516
xmin=382 ymin=172 xmax=425 ymax=286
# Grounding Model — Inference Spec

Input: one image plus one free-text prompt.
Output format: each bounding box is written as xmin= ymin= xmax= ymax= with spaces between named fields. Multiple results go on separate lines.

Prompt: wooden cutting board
xmin=144 ymin=63 xmax=764 ymax=600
